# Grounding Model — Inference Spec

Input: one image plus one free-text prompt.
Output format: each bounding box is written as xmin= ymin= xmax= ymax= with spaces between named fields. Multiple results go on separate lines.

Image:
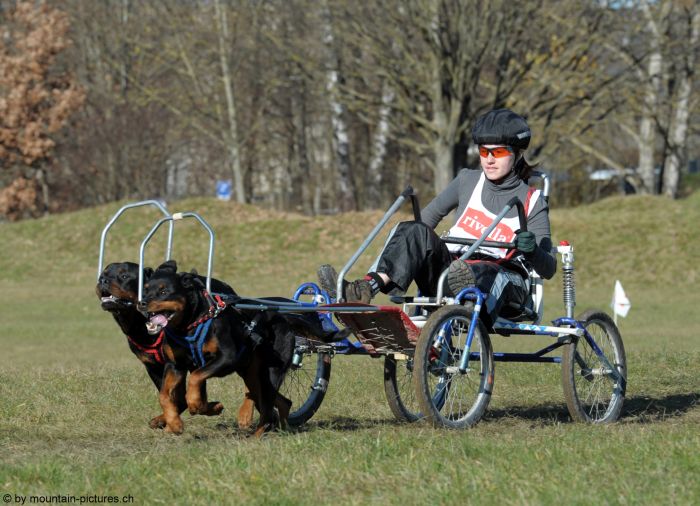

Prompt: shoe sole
xmin=446 ymin=260 xmax=476 ymax=297
xmin=317 ymin=264 xmax=339 ymax=299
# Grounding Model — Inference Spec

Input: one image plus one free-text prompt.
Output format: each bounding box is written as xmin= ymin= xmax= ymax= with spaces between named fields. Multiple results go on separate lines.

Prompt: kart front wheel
xmin=413 ymin=304 xmax=494 ymax=429
xmin=561 ymin=309 xmax=627 ymax=423
xmin=384 ymin=353 xmax=422 ymax=423
xmin=280 ymin=338 xmax=332 ymax=427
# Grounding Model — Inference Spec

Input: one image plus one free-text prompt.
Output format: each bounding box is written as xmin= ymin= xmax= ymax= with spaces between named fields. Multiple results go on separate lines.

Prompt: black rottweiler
xmin=96 ymin=261 xmax=241 ymax=428
xmin=140 ymin=261 xmax=347 ymax=436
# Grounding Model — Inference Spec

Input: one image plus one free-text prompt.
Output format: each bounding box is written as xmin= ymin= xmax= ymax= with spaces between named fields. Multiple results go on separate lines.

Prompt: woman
xmin=319 ymin=108 xmax=556 ymax=324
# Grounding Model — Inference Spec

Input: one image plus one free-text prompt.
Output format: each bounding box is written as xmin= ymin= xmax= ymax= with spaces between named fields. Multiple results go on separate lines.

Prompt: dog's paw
xmin=149 ymin=414 xmax=167 ymax=429
xmin=237 ymin=398 xmax=255 ymax=429
xmin=164 ymin=420 xmax=184 ymax=435
xmin=253 ymin=424 xmax=271 ymax=438
xmin=205 ymin=401 xmax=224 ymax=416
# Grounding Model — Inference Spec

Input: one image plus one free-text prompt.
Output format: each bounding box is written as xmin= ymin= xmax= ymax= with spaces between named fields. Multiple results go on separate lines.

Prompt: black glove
xmin=514 ymin=230 xmax=536 ymax=255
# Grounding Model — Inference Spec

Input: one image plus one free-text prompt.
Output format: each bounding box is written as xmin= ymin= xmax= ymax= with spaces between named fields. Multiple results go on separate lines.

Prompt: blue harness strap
xmin=163 ymin=293 xmax=260 ymax=368
xmin=165 ymin=318 xmax=213 ymax=368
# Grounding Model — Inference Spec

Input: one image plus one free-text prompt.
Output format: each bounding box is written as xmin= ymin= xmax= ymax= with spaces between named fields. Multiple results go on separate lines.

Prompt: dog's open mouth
xmin=100 ymin=295 xmax=132 ymax=310
xmin=146 ymin=312 xmax=175 ymax=334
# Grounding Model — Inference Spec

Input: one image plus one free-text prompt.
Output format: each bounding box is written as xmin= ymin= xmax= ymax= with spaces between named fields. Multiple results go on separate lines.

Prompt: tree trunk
xmin=431 ymin=68 xmax=461 ymax=196
xmin=638 ymin=49 xmax=662 ymax=194
xmin=366 ymin=80 xmax=394 ymax=207
xmin=293 ymin=80 xmax=313 ymax=215
xmin=662 ymin=7 xmax=699 ymax=199
xmin=428 ymin=0 xmax=463 ymax=196
xmin=214 ymin=0 xmax=246 ymax=204
xmin=321 ymin=0 xmax=356 ymax=212
xmin=35 ymin=168 xmax=50 ymax=216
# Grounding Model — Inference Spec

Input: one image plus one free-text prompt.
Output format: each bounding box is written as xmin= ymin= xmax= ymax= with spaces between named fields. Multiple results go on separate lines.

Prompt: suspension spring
xmin=562 ymin=265 xmax=576 ymax=316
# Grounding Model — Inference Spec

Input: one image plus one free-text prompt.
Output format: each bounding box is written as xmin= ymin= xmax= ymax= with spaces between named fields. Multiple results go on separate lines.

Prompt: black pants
xmin=370 ymin=221 xmax=530 ymax=323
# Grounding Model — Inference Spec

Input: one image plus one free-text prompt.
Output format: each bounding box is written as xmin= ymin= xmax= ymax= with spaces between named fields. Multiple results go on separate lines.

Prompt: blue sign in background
xmin=216 ymin=180 xmax=232 ymax=201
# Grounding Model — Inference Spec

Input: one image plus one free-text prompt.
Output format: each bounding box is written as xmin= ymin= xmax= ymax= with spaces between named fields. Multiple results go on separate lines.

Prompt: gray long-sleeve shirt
xmin=421 ymin=168 xmax=557 ymax=279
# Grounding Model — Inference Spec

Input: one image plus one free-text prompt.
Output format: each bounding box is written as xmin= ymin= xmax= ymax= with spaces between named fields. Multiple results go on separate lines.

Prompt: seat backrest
xmin=530 ymin=271 xmax=544 ymax=323
xmin=526 ymin=171 xmax=550 ymax=324
xmin=527 ymin=171 xmax=550 ymax=203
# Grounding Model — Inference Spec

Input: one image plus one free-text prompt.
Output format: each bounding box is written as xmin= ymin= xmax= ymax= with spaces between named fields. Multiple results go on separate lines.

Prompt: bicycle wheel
xmin=414 ymin=304 xmax=494 ymax=429
xmin=384 ymin=353 xmax=421 ymax=422
xmin=279 ymin=337 xmax=332 ymax=427
xmin=562 ymin=309 xmax=627 ymax=423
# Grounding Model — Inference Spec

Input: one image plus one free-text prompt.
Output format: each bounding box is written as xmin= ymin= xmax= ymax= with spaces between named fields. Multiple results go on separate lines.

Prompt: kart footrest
xmin=329 ymin=304 xmax=419 ymax=355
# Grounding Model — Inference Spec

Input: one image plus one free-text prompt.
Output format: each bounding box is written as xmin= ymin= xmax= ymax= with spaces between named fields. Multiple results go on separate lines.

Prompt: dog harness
xmin=165 ymin=319 xmax=213 ymax=368
xmin=186 ymin=291 xmax=227 ymax=331
xmin=165 ymin=291 xmax=257 ymax=368
xmin=127 ymin=331 xmax=166 ymax=365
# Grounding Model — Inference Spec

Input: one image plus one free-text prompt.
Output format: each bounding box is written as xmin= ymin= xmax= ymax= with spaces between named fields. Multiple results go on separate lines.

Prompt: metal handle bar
xmin=528 ymin=171 xmax=550 ymax=203
xmin=97 ymin=200 xmax=173 ymax=281
xmin=138 ymin=212 xmax=216 ymax=302
xmin=442 ymin=236 xmax=515 ymax=250
xmin=337 ymin=186 xmax=418 ymax=301
xmin=435 ymin=197 xmax=525 ymax=301
xmin=406 ymin=188 xmax=421 ymax=222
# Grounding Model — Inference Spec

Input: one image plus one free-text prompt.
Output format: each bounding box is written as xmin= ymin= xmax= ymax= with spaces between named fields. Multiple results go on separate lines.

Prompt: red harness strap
xmin=186 ymin=291 xmax=227 ymax=331
xmin=127 ymin=331 xmax=166 ymax=365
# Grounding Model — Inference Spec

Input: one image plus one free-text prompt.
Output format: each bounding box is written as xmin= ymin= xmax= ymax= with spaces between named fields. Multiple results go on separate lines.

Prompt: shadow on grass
xmin=188 ymin=393 xmax=698 ymax=437
xmin=298 ymin=416 xmax=402 ymax=432
xmin=291 ymin=392 xmax=699 ymax=432
xmin=483 ymin=392 xmax=698 ymax=425
xmin=622 ymin=392 xmax=699 ymax=423
xmin=190 ymin=417 xmax=401 ymax=438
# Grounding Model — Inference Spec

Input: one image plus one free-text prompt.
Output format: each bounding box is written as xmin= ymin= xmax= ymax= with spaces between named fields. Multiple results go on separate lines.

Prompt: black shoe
xmin=317 ymin=264 xmax=373 ymax=303
xmin=446 ymin=260 xmax=476 ymax=297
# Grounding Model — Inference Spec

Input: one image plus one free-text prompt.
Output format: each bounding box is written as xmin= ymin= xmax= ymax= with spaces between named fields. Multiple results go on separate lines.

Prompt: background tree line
xmin=0 ymin=0 xmax=698 ymax=220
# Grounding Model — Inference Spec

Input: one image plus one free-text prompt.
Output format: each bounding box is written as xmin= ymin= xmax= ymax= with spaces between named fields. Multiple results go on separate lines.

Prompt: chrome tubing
xmin=97 ymin=200 xmax=172 ymax=281
xmin=529 ymin=171 xmax=550 ymax=201
xmin=336 ymin=191 xmax=412 ymax=301
xmin=138 ymin=212 xmax=216 ymax=302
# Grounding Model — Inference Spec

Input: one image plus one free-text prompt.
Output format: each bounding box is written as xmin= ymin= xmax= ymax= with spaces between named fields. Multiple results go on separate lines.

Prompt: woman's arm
xmin=420 ymin=169 xmax=466 ymax=228
xmin=525 ymin=197 xmax=557 ymax=279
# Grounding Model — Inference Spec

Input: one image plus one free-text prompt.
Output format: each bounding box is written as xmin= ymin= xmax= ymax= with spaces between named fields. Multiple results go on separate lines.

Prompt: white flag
xmin=611 ymin=280 xmax=631 ymax=318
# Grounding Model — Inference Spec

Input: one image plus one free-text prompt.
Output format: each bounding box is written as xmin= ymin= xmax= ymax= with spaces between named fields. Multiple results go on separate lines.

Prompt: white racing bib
xmin=446 ymin=174 xmax=539 ymax=258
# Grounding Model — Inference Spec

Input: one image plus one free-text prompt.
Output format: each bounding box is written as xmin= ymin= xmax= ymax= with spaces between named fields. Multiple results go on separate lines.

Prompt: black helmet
xmin=472 ymin=109 xmax=531 ymax=150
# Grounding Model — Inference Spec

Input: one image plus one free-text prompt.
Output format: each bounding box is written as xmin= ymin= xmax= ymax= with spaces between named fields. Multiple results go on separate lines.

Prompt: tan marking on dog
xmin=159 ymin=369 xmax=184 ymax=434
xmin=237 ymin=387 xmax=255 ymax=429
xmin=137 ymin=354 xmax=153 ymax=365
xmin=185 ymin=370 xmax=205 ymax=414
xmin=108 ymin=282 xmax=137 ymax=301
xmin=164 ymin=344 xmax=175 ymax=362
xmin=146 ymin=299 xmax=186 ymax=314
xmin=149 ymin=414 xmax=167 ymax=429
xmin=201 ymin=336 xmax=219 ymax=356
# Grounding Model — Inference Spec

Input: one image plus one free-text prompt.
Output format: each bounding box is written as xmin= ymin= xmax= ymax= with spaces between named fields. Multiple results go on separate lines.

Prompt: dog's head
xmin=96 ymin=262 xmax=154 ymax=312
xmin=141 ymin=260 xmax=202 ymax=335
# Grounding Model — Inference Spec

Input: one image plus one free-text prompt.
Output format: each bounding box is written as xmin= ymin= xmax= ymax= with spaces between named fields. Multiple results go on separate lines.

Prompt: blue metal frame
xmin=282 ymin=282 xmax=621 ymax=374
xmin=291 ymin=282 xmax=367 ymax=355
xmin=446 ymin=287 xmax=578 ymax=366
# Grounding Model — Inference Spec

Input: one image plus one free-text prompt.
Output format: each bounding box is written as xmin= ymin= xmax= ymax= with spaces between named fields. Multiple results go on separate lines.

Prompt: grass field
xmin=1 ymin=193 xmax=698 ymax=505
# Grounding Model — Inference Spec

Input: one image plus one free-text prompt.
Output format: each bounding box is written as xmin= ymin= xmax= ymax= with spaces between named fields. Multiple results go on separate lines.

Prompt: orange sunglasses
xmin=478 ymin=146 xmax=513 ymax=158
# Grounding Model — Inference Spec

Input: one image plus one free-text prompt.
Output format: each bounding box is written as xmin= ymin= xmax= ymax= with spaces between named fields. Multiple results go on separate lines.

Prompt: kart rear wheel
xmin=384 ymin=353 xmax=421 ymax=422
xmin=562 ymin=309 xmax=627 ymax=423
xmin=414 ymin=304 xmax=494 ymax=429
xmin=280 ymin=339 xmax=332 ymax=427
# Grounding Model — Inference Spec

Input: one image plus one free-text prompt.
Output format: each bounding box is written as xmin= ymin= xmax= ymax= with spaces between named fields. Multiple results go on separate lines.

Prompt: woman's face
xmin=479 ymin=144 xmax=515 ymax=182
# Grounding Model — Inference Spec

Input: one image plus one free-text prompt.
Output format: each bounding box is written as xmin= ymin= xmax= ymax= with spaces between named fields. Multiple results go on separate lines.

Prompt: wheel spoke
xmin=564 ymin=312 xmax=626 ymax=424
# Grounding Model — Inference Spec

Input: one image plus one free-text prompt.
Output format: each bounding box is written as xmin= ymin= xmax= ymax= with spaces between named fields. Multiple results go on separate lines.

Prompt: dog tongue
xmin=146 ymin=314 xmax=169 ymax=334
